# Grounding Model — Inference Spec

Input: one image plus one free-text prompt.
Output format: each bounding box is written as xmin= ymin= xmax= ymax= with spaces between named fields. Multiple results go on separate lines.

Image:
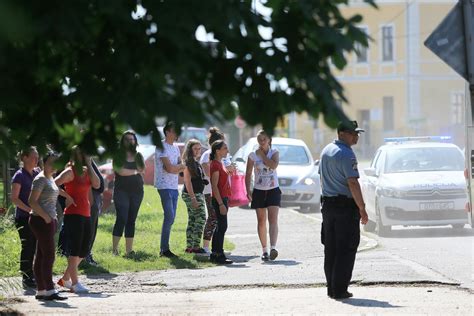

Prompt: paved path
xmin=3 ymin=206 xmax=472 ymax=315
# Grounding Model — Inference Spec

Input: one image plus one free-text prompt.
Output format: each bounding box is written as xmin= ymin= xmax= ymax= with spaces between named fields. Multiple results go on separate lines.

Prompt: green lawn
xmin=0 ymin=185 xmax=234 ymax=277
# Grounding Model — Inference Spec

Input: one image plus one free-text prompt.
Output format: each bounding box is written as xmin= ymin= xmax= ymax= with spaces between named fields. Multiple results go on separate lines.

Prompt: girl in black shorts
xmin=245 ymin=130 xmax=281 ymax=261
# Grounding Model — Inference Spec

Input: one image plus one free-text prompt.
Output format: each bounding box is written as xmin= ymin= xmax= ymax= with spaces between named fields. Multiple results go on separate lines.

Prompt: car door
xmin=364 ymin=150 xmax=383 ymax=217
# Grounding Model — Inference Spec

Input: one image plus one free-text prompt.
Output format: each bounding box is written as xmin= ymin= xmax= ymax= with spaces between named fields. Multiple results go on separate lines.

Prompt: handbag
xmin=228 ymin=172 xmax=250 ymax=207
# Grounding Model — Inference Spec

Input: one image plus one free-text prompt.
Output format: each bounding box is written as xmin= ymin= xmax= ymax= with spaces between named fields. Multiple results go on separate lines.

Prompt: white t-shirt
xmin=154 ymin=142 xmax=181 ymax=190
xmin=200 ymin=149 xmax=212 ymax=195
xmin=249 ymin=148 xmax=279 ymax=190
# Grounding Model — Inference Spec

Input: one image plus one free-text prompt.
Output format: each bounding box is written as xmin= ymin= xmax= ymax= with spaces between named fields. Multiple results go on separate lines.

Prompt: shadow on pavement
xmin=85 ymin=272 xmax=119 ymax=280
xmin=341 ymin=298 xmax=401 ymax=308
xmin=39 ymin=301 xmax=76 ymax=309
xmin=382 ymin=226 xmax=474 ymax=239
xmin=229 ymin=255 xmax=258 ymax=263
xmin=224 ymin=263 xmax=249 ymax=268
xmin=262 ymin=260 xmax=301 ymax=266
xmin=75 ymin=292 xmax=111 ymax=298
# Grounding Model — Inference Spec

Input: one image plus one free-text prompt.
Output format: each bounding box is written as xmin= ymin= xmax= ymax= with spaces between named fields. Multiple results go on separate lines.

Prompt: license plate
xmin=282 ymin=189 xmax=296 ymax=196
xmin=419 ymin=201 xmax=454 ymax=211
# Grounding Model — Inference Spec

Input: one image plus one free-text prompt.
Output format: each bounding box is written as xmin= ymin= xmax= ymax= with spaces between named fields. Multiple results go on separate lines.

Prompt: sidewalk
xmin=8 ymin=285 xmax=473 ymax=315
xmin=3 ymin=206 xmax=473 ymax=315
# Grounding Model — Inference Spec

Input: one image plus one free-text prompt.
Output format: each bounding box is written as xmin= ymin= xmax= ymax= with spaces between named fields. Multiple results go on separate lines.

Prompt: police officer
xmin=319 ymin=120 xmax=368 ymax=300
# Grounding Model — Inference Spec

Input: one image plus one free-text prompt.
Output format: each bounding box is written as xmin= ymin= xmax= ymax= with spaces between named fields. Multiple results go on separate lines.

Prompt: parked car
xmin=232 ymin=137 xmax=321 ymax=211
xmin=361 ymin=136 xmax=470 ymax=236
xmin=99 ymin=127 xmax=207 ymax=212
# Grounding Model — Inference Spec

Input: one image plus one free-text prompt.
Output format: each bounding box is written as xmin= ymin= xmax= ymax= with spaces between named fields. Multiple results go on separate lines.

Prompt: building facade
xmin=285 ymin=0 xmax=466 ymax=159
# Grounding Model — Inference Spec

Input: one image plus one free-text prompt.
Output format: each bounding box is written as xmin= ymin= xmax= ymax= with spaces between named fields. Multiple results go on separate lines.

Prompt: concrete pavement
xmin=3 ymin=206 xmax=473 ymax=315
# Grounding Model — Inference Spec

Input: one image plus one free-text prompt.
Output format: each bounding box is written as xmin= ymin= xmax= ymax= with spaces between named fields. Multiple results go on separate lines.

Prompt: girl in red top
xmin=55 ymin=146 xmax=100 ymax=294
xmin=209 ymin=140 xmax=232 ymax=264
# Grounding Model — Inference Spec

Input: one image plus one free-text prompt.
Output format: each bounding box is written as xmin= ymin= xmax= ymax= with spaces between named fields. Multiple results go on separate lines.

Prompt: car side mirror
xmin=235 ymin=157 xmax=245 ymax=163
xmin=364 ymin=167 xmax=377 ymax=177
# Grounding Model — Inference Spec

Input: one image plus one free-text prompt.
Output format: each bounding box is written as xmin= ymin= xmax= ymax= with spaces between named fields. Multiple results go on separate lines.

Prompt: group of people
xmin=12 ymin=145 xmax=103 ymax=300
xmin=151 ymin=122 xmax=281 ymax=265
xmin=11 ymin=122 xmax=284 ymax=300
xmin=12 ymin=119 xmax=369 ymax=302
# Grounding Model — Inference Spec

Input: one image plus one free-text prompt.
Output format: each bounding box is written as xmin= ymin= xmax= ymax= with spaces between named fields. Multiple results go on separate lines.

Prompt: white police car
xmin=361 ymin=136 xmax=470 ymax=235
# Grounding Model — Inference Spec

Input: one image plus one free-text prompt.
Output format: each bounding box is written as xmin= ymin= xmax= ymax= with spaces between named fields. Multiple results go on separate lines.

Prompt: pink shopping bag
xmin=228 ymin=173 xmax=249 ymax=207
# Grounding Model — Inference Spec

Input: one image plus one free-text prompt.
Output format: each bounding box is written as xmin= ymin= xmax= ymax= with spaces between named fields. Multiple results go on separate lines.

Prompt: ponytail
xmin=210 ymin=140 xmax=225 ymax=161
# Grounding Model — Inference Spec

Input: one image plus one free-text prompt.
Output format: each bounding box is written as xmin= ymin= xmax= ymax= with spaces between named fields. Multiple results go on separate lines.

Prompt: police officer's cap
xmin=337 ymin=120 xmax=365 ymax=133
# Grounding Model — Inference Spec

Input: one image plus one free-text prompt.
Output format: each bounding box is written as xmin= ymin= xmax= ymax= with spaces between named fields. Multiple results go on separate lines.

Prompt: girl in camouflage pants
xmin=181 ymin=139 xmax=207 ymax=253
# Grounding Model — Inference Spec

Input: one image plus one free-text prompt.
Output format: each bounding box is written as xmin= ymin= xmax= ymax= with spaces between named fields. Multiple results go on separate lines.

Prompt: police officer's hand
xmin=359 ymin=207 xmax=368 ymax=225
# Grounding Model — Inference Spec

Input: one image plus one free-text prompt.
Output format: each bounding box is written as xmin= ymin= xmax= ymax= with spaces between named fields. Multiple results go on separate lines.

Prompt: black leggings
xmin=113 ymin=189 xmax=144 ymax=238
xmin=15 ymin=216 xmax=36 ymax=280
xmin=211 ymin=197 xmax=228 ymax=254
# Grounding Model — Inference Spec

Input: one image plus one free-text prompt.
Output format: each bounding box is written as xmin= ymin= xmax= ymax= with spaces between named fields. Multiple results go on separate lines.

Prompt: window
xmin=383 ymin=96 xmax=394 ymax=131
xmin=385 ymin=147 xmax=464 ymax=173
xmin=355 ymin=27 xmax=369 ymax=63
xmin=451 ymin=92 xmax=464 ymax=125
xmin=381 ymin=25 xmax=394 ymax=62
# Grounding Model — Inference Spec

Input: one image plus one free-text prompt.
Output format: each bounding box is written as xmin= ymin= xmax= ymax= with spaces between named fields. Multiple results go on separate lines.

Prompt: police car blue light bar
xmin=384 ymin=136 xmax=452 ymax=143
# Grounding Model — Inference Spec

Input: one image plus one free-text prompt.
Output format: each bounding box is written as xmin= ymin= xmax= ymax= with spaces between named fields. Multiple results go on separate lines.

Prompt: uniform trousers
xmin=321 ymin=197 xmax=360 ymax=297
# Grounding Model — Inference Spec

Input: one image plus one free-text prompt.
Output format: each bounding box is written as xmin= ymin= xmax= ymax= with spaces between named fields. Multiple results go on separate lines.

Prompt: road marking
xmin=387 ymin=252 xmax=455 ymax=283
xmin=286 ymin=207 xmax=378 ymax=251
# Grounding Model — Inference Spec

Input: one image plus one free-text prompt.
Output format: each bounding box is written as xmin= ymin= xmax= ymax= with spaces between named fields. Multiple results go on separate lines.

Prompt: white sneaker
xmin=57 ymin=278 xmax=72 ymax=290
xmin=71 ymin=282 xmax=89 ymax=294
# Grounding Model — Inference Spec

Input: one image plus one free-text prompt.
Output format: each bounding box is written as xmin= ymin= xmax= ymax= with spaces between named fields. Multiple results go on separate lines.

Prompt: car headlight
xmin=302 ymin=178 xmax=315 ymax=186
xmin=380 ymin=187 xmax=406 ymax=198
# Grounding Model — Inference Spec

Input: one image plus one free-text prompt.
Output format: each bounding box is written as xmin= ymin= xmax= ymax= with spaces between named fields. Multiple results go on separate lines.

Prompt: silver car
xmin=232 ymin=137 xmax=321 ymax=211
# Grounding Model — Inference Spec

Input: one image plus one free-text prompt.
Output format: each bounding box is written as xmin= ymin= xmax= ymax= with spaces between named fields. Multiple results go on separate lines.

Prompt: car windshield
xmin=273 ymin=144 xmax=310 ymax=165
xmin=385 ymin=147 xmax=464 ymax=173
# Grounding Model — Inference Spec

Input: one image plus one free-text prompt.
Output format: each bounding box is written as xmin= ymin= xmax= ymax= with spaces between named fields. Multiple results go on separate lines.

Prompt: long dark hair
xmin=182 ymin=139 xmax=201 ymax=177
xmin=117 ymin=130 xmax=144 ymax=170
xmin=208 ymin=127 xmax=224 ymax=147
xmin=210 ymin=140 xmax=225 ymax=161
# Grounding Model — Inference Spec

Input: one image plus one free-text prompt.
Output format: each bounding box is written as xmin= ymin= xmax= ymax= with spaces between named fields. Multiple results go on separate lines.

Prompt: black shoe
xmin=125 ymin=251 xmax=137 ymax=259
xmin=210 ymin=253 xmax=218 ymax=263
xmin=333 ymin=291 xmax=353 ymax=300
xmin=215 ymin=254 xmax=233 ymax=265
xmin=22 ymin=278 xmax=36 ymax=288
xmin=269 ymin=249 xmax=278 ymax=260
xmin=160 ymin=250 xmax=177 ymax=258
xmin=261 ymin=252 xmax=269 ymax=261
xmin=86 ymin=254 xmax=99 ymax=266
xmin=35 ymin=294 xmax=45 ymax=300
xmin=43 ymin=292 xmax=68 ymax=301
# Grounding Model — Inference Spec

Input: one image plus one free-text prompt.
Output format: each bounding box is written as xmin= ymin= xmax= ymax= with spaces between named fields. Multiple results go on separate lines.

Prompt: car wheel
xmin=363 ymin=219 xmax=376 ymax=233
xmin=375 ymin=201 xmax=391 ymax=236
xmin=451 ymin=224 xmax=465 ymax=229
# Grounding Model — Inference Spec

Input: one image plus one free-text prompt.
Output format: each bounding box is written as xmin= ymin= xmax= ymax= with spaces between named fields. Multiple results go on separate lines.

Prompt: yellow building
xmin=287 ymin=0 xmax=466 ymax=159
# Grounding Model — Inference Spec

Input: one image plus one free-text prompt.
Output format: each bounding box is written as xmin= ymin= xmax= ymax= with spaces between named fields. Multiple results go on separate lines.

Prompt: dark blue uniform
xmin=319 ymin=140 xmax=361 ymax=298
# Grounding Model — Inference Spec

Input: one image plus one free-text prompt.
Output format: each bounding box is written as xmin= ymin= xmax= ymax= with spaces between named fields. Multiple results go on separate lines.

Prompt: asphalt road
xmin=353 ymin=160 xmax=474 ymax=290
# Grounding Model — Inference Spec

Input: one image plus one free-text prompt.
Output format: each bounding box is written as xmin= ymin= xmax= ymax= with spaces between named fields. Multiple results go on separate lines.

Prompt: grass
xmin=0 ymin=185 xmax=234 ymax=278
